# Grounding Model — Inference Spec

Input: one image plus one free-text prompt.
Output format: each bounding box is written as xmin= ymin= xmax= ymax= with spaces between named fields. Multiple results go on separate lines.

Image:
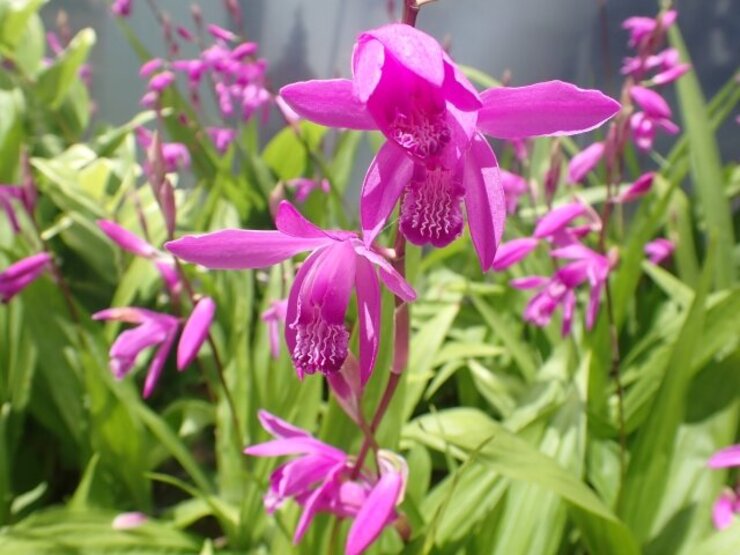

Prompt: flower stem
xmin=352 ymin=231 xmax=410 ymax=476
xmin=402 ymin=0 xmax=419 ymax=25
xmin=174 ymin=257 xmax=244 ymax=444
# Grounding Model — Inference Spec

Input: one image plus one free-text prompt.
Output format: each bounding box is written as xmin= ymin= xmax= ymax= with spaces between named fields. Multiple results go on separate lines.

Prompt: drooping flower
xmin=0 ymin=253 xmax=52 ymax=303
xmin=166 ymin=201 xmax=415 ymax=384
xmin=93 ymin=307 xmax=180 ymax=397
xmin=512 ymin=242 xmax=614 ymax=334
xmin=708 ymin=445 xmax=740 ymax=530
xmin=644 ymin=237 xmax=674 ymax=265
xmin=244 ymin=410 xmax=407 ymax=554
xmin=93 ymin=301 xmax=214 ymax=397
xmin=280 ymin=23 xmax=619 ymax=269
xmin=629 ymin=86 xmax=679 ymax=152
xmin=262 ymin=299 xmax=288 ymax=358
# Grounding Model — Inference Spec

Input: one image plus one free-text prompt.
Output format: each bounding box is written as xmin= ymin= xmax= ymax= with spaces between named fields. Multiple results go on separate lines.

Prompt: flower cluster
xmin=245 ymin=410 xmax=407 ymax=555
xmin=94 ymin=219 xmax=214 ymax=397
xmin=137 ymin=21 xmax=270 ymax=155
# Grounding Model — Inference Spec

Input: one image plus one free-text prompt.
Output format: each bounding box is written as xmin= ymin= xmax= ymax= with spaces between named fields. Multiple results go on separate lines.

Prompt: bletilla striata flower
xmin=244 ymin=410 xmax=407 ymax=554
xmin=93 ymin=299 xmax=214 ymax=398
xmin=166 ymin=201 xmax=415 ymax=384
xmin=280 ymin=23 xmax=619 ymax=270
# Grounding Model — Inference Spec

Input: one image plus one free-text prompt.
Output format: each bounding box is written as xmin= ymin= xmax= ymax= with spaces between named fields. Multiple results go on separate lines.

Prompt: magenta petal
xmin=275 ymin=201 xmax=333 ymax=240
xmin=360 ymin=141 xmax=414 ymax=245
xmin=567 ymin=142 xmax=605 ymax=183
xmin=708 ymin=445 xmax=740 ymax=469
xmin=244 ymin=437 xmax=343 ymax=458
xmin=511 ymin=276 xmax=549 ymax=290
xmin=492 ymin=238 xmax=538 ymax=271
xmin=360 ymin=24 xmax=445 ymax=89
xmin=284 ymin=249 xmax=324 ymax=380
xmin=354 ymin=256 xmax=380 ymax=386
xmin=442 ymin=53 xmax=482 ymax=112
xmin=618 ymin=172 xmax=655 ymax=203
xmin=293 ymin=467 xmax=342 ymax=544
xmin=478 ymin=81 xmax=620 ymax=139
xmin=0 ymin=253 xmax=52 ymax=303
xmin=463 ymin=134 xmax=506 ymax=271
xmin=177 ymin=297 xmax=215 ymax=370
xmin=585 ymin=279 xmax=603 ymax=330
xmin=352 ymin=37 xmax=385 ymax=103
xmin=712 ymin=492 xmax=736 ymax=530
xmin=279 ymin=79 xmax=376 ymax=130
xmin=533 ymin=203 xmax=586 ymax=239
xmin=142 ymin=328 xmax=177 ymax=398
xmin=257 ymin=409 xmax=311 ymax=439
xmin=165 ymin=230 xmax=330 ymax=269
xmin=630 ymin=86 xmax=672 ymax=120
xmin=346 ymin=470 xmax=403 ymax=555
xmin=354 ymin=244 xmax=416 ymax=302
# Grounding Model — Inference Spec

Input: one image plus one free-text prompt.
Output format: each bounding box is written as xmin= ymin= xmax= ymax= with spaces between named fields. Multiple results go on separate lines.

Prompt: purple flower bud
xmin=177 ymin=297 xmax=216 ymax=369
xmin=0 ymin=253 xmax=52 ymax=303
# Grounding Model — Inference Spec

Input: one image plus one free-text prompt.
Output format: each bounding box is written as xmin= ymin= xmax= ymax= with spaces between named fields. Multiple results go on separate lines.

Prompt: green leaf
xmin=619 ymin=236 xmax=716 ymax=541
xmin=405 ymin=408 xmax=619 ymax=522
xmin=0 ymin=0 xmax=47 ymax=52
xmin=36 ymin=28 xmax=96 ymax=108
xmin=669 ymin=27 xmax=735 ymax=288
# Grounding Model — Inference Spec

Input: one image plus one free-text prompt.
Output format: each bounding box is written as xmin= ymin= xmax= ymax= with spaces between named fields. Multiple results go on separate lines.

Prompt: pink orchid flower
xmin=0 ymin=253 xmax=52 ymax=303
xmin=644 ymin=238 xmax=674 ymax=265
xmin=708 ymin=445 xmax=740 ymax=530
xmin=244 ymin=410 xmax=407 ymax=554
xmin=166 ymin=201 xmax=415 ymax=384
xmin=93 ymin=301 xmax=214 ymax=398
xmin=98 ymin=219 xmax=182 ymax=296
xmin=630 ymin=86 xmax=679 ymax=152
xmin=261 ymin=299 xmax=288 ymax=358
xmin=513 ymin=243 xmax=613 ymax=335
xmin=281 ymin=23 xmax=619 ymax=269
